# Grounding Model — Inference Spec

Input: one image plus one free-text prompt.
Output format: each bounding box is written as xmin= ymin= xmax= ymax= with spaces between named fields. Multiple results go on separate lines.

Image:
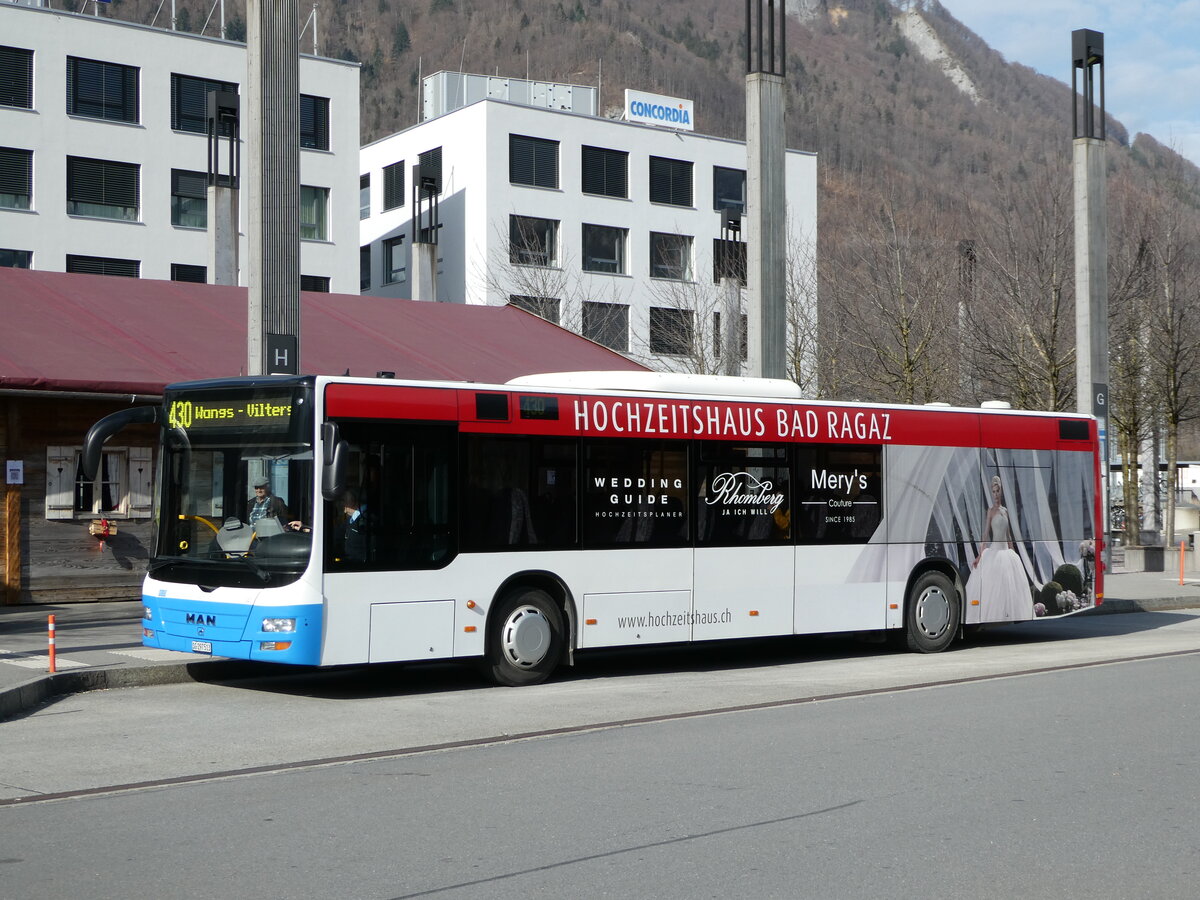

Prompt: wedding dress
xmin=966 ymin=507 xmax=1033 ymax=621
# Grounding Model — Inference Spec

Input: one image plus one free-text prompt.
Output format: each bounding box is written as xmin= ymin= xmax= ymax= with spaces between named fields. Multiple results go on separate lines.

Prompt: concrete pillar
xmin=721 ymin=276 xmax=742 ymax=376
xmin=411 ymin=244 xmax=438 ymax=302
xmin=246 ymin=0 xmax=301 ymax=375
xmin=746 ymin=72 xmax=786 ymax=380
xmin=1074 ymin=137 xmax=1108 ymax=417
xmin=207 ymin=185 xmax=239 ymax=285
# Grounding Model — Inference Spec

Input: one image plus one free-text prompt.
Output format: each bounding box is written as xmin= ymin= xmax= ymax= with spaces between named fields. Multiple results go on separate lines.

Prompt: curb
xmin=0 ymin=659 xmax=269 ymax=723
xmin=2 ymin=597 xmax=1197 ymax=723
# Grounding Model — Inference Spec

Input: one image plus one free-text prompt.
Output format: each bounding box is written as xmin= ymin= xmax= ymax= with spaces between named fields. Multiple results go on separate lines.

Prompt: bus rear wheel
xmin=905 ymin=571 xmax=960 ymax=653
xmin=484 ymin=588 xmax=564 ymax=686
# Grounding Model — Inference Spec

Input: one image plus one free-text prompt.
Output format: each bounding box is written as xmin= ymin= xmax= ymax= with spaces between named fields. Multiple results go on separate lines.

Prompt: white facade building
xmin=0 ymin=3 xmax=359 ymax=292
xmin=360 ymin=75 xmax=817 ymax=372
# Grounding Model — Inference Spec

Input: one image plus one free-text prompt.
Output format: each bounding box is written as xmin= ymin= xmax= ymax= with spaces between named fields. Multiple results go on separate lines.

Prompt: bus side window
xmin=581 ymin=439 xmax=690 ymax=548
xmin=461 ymin=435 xmax=578 ymax=551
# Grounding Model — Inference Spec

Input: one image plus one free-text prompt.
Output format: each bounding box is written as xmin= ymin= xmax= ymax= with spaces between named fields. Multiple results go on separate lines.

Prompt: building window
xmin=713 ymin=166 xmax=746 ymax=213
xmin=171 ymin=263 xmax=206 ymax=283
xmin=581 ymin=145 xmax=627 ymax=198
xmin=300 ymin=274 xmax=330 ymax=292
xmin=359 ymin=173 xmax=370 ymax=219
xmin=509 ymin=295 xmax=561 ymax=325
xmin=712 ymin=237 xmax=747 ymax=285
xmin=67 ymin=156 xmax=139 ymax=221
xmin=0 ymin=46 xmax=34 ymax=109
xmin=509 ymin=134 xmax=559 ymax=189
xmin=300 ymin=94 xmax=330 ymax=150
xmin=65 ymin=254 xmax=139 ymax=278
xmin=649 ymin=232 xmax=692 ymax=281
xmin=0 ymin=147 xmax=32 ymax=210
xmin=67 ymin=57 xmax=138 ymax=123
xmin=712 ymin=312 xmax=748 ymax=360
xmin=383 ymin=161 xmax=405 ymax=211
xmin=582 ymin=224 xmax=626 ymax=274
xmin=383 ymin=236 xmax=406 ymax=284
xmin=649 ymin=156 xmax=693 ymax=207
xmin=510 ymin=215 xmax=558 ymax=267
xmin=300 ymin=185 xmax=328 ymax=240
xmin=649 ymin=307 xmax=694 ymax=356
xmin=171 ymin=169 xmax=207 ymax=228
xmin=360 ymin=245 xmax=371 ymax=290
xmin=170 ymin=73 xmax=237 ymax=134
xmin=45 ymin=445 xmax=152 ymax=520
xmin=583 ymin=301 xmax=629 ymax=351
xmin=418 ymin=147 xmax=442 ymax=194
xmin=0 ymin=248 xmax=32 ymax=268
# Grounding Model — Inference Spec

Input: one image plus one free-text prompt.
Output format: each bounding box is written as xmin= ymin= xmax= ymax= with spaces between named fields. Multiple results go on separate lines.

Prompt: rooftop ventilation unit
xmin=422 ymin=71 xmax=598 ymax=120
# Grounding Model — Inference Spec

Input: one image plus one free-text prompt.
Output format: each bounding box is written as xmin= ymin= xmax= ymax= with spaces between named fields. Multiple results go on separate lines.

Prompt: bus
xmin=84 ymin=371 xmax=1103 ymax=686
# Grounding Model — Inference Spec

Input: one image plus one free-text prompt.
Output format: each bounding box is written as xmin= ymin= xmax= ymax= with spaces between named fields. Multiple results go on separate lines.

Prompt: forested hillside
xmin=98 ymin=0 xmax=1200 ymax=517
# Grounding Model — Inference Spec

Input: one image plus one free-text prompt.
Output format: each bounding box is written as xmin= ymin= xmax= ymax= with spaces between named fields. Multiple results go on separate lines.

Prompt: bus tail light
xmin=260 ymin=641 xmax=293 ymax=651
xmin=143 ymin=628 xmax=156 ymax=638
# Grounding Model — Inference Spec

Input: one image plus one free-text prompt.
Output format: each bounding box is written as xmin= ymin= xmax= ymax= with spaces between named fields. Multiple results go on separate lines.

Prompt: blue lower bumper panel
xmin=143 ymin=595 xmax=322 ymax=665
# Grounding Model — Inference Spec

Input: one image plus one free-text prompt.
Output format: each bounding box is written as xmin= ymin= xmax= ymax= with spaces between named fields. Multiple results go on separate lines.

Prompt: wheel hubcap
xmin=501 ymin=605 xmax=551 ymax=669
xmin=915 ymin=585 xmax=951 ymax=637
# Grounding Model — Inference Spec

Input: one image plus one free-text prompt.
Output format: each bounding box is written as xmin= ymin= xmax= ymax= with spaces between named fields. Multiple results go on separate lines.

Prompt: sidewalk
xmin=2 ymin=570 xmax=1198 ymax=721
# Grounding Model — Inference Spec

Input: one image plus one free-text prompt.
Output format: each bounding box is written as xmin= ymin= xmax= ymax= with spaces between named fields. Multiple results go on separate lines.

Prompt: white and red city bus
xmin=85 ymin=371 xmax=1104 ymax=685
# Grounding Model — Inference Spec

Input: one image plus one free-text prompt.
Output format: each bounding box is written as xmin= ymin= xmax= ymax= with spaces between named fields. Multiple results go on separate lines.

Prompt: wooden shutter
xmin=45 ymin=446 xmax=76 ymax=519
xmin=128 ymin=447 xmax=153 ymax=518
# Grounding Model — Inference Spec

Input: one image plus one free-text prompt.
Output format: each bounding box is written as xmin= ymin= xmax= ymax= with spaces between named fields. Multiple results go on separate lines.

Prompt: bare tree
xmin=820 ymin=190 xmax=961 ymax=404
xmin=963 ymin=164 xmax=1076 ymax=411
xmin=481 ymin=216 xmax=634 ymax=354
xmin=1141 ymin=170 xmax=1200 ymax=546
xmin=1108 ymin=174 xmax=1157 ymax=545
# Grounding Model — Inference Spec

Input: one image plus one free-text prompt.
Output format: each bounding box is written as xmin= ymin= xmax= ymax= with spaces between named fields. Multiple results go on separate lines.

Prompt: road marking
xmin=0 ymin=650 xmax=88 ymax=669
xmin=109 ymin=648 xmax=193 ymax=661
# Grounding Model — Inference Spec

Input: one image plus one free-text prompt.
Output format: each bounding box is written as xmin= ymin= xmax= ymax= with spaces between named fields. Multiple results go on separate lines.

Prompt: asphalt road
xmin=1 ymin=610 xmax=1199 ymax=898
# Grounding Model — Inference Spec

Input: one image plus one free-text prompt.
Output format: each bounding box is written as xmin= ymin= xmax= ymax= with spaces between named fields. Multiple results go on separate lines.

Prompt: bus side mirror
xmin=321 ymin=422 xmax=348 ymax=501
xmin=82 ymin=406 xmax=163 ymax=481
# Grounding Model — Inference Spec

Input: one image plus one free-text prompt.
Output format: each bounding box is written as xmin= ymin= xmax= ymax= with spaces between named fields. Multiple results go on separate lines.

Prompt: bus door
xmin=693 ymin=442 xmax=794 ymax=639
xmin=321 ymin=421 xmax=457 ymax=665
xmin=793 ymin=443 xmax=887 ymax=634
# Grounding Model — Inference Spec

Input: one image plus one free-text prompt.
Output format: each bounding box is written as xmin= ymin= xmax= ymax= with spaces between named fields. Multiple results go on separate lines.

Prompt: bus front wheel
xmin=905 ymin=571 xmax=960 ymax=653
xmin=484 ymin=588 xmax=564 ymax=687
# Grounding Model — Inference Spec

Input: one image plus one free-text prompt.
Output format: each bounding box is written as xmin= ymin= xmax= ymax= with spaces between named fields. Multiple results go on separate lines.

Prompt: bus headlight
xmin=143 ymin=605 xmax=154 ymax=620
xmin=262 ymin=617 xmax=296 ymax=633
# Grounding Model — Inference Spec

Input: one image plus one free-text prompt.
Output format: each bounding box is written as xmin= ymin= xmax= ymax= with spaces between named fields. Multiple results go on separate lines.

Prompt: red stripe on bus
xmin=324 ymin=384 xmax=459 ymax=421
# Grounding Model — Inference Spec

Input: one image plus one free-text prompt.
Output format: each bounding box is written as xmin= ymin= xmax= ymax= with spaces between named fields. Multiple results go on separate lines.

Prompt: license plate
xmin=192 ymin=640 xmax=213 ymax=654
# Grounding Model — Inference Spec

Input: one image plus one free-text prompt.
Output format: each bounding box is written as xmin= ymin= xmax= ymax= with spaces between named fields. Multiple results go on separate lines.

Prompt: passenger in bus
xmin=337 ymin=488 xmax=369 ymax=562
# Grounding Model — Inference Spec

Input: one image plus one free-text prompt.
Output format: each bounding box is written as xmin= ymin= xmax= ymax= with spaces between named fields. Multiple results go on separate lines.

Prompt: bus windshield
xmin=152 ymin=382 xmax=315 ymax=588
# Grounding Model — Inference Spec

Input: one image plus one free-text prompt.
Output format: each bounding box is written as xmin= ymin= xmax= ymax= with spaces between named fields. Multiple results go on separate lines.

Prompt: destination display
xmin=166 ymin=394 xmax=296 ymax=432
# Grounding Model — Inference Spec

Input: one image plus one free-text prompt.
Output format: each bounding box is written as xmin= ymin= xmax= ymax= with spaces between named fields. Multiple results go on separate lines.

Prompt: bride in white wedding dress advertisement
xmin=967 ymin=475 xmax=1033 ymax=621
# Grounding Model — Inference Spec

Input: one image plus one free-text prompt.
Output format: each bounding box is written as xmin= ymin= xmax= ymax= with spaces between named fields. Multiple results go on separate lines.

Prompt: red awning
xmin=0 ymin=269 xmax=644 ymax=394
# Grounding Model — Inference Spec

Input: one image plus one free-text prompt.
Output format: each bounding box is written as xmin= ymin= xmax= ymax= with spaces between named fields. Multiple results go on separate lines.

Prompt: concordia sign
xmin=624 ymin=89 xmax=694 ymax=131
